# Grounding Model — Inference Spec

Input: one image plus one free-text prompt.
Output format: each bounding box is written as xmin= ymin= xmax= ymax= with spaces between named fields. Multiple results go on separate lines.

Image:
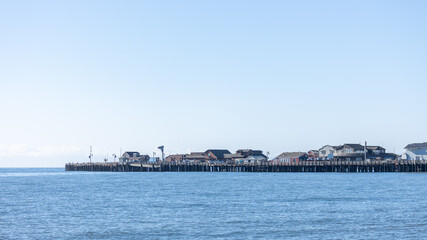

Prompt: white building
xmin=404 ymin=142 xmax=427 ymax=160
xmin=224 ymin=149 xmax=268 ymax=164
xmin=333 ymin=144 xmax=365 ymax=161
xmin=318 ymin=145 xmax=338 ymax=160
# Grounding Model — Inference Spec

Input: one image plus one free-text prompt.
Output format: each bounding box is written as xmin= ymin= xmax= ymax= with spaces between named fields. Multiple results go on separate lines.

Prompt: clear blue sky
xmin=1 ymin=0 xmax=426 ymax=167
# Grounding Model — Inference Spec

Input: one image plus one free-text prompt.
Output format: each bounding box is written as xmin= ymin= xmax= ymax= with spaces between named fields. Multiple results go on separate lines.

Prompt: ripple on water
xmin=0 ymin=169 xmax=426 ymax=240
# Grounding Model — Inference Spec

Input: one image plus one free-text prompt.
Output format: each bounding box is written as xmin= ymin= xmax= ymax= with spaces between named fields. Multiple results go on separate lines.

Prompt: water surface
xmin=1 ymin=168 xmax=426 ymax=239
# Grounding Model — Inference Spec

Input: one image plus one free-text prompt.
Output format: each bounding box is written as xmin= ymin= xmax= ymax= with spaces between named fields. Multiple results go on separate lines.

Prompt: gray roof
xmin=224 ymin=153 xmax=243 ymax=158
xmin=205 ymin=149 xmax=231 ymax=159
xmin=366 ymin=146 xmax=385 ymax=150
xmin=184 ymin=152 xmax=205 ymax=159
xmin=188 ymin=152 xmax=205 ymax=156
xmin=336 ymin=144 xmax=365 ymax=151
xmin=276 ymin=152 xmax=307 ymax=158
xmin=226 ymin=150 xmax=267 ymax=159
xmin=236 ymin=149 xmax=266 ymax=158
xmin=246 ymin=155 xmax=267 ymax=160
xmin=319 ymin=145 xmax=339 ymax=150
xmin=405 ymin=142 xmax=427 ymax=149
xmin=122 ymin=151 xmax=140 ymax=157
xmin=237 ymin=149 xmax=252 ymax=153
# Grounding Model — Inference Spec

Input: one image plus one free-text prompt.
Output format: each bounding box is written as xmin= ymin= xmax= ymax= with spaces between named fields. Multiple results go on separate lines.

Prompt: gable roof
xmin=236 ymin=149 xmax=266 ymax=157
xmin=405 ymin=142 xmax=427 ymax=149
xmin=187 ymin=152 xmax=205 ymax=156
xmin=184 ymin=152 xmax=206 ymax=159
xmin=336 ymin=144 xmax=364 ymax=151
xmin=251 ymin=151 xmax=267 ymax=157
xmin=276 ymin=152 xmax=307 ymax=159
xmin=236 ymin=149 xmax=252 ymax=153
xmin=246 ymin=155 xmax=267 ymax=160
xmin=166 ymin=154 xmax=185 ymax=158
xmin=319 ymin=145 xmax=339 ymax=150
xmin=205 ymin=149 xmax=231 ymax=159
xmin=122 ymin=151 xmax=140 ymax=157
xmin=224 ymin=153 xmax=243 ymax=159
xmin=366 ymin=146 xmax=385 ymax=150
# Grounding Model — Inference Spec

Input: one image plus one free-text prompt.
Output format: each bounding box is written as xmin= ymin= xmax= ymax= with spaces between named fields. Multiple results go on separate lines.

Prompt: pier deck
xmin=66 ymin=160 xmax=427 ymax=173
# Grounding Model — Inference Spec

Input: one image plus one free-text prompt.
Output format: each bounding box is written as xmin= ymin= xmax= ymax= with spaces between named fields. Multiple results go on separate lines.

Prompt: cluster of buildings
xmin=118 ymin=142 xmax=427 ymax=164
xmin=166 ymin=149 xmax=268 ymax=164
xmin=120 ymin=149 xmax=268 ymax=164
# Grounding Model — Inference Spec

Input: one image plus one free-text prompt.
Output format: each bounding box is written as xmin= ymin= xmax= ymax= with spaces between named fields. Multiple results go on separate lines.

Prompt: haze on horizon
xmin=1 ymin=0 xmax=426 ymax=167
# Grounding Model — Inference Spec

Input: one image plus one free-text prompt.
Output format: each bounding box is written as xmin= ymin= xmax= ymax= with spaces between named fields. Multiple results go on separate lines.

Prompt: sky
xmin=1 ymin=0 xmax=426 ymax=167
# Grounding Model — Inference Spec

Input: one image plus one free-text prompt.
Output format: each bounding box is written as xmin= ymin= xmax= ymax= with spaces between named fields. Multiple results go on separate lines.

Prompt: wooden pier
xmin=66 ymin=160 xmax=427 ymax=173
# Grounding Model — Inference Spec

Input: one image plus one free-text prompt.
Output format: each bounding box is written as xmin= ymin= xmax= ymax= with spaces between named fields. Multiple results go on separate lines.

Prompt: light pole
xmin=364 ymin=141 xmax=367 ymax=161
xmin=89 ymin=146 xmax=93 ymax=164
xmin=158 ymin=146 xmax=165 ymax=162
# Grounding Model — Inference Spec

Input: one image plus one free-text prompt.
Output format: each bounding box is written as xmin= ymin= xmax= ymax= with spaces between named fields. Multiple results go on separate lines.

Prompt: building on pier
xmin=404 ymin=142 xmax=427 ymax=160
xmin=333 ymin=143 xmax=398 ymax=161
xmin=224 ymin=149 xmax=268 ymax=164
xmin=178 ymin=150 xmax=232 ymax=163
xmin=165 ymin=154 xmax=185 ymax=162
xmin=119 ymin=151 xmax=150 ymax=163
xmin=318 ymin=145 xmax=339 ymax=160
xmin=333 ymin=144 xmax=365 ymax=161
xmin=182 ymin=152 xmax=206 ymax=163
xmin=307 ymin=150 xmax=319 ymax=160
xmin=275 ymin=152 xmax=308 ymax=163
xmin=205 ymin=149 xmax=232 ymax=162
xmin=366 ymin=146 xmax=398 ymax=160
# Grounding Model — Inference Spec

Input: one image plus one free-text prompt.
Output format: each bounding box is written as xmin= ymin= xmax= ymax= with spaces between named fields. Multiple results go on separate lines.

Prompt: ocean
xmin=0 ymin=168 xmax=426 ymax=239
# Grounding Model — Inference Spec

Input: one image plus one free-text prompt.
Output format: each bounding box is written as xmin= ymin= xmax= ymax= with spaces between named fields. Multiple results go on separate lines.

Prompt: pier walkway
xmin=66 ymin=160 xmax=427 ymax=173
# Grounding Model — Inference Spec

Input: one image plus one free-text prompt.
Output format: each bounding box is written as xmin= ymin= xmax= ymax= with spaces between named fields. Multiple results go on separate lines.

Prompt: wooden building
xmin=204 ymin=149 xmax=232 ymax=162
xmin=275 ymin=152 xmax=308 ymax=163
xmin=182 ymin=152 xmax=206 ymax=163
xmin=334 ymin=143 xmax=398 ymax=161
xmin=165 ymin=154 xmax=185 ymax=162
xmin=224 ymin=149 xmax=268 ymax=164
xmin=119 ymin=151 xmax=150 ymax=163
xmin=318 ymin=145 xmax=339 ymax=160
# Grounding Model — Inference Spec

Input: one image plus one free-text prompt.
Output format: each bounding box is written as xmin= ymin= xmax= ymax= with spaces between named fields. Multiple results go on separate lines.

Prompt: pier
xmin=66 ymin=160 xmax=427 ymax=173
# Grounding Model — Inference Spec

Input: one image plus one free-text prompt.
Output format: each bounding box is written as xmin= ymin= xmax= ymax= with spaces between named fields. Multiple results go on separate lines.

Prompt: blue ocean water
xmin=0 ymin=168 xmax=426 ymax=239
